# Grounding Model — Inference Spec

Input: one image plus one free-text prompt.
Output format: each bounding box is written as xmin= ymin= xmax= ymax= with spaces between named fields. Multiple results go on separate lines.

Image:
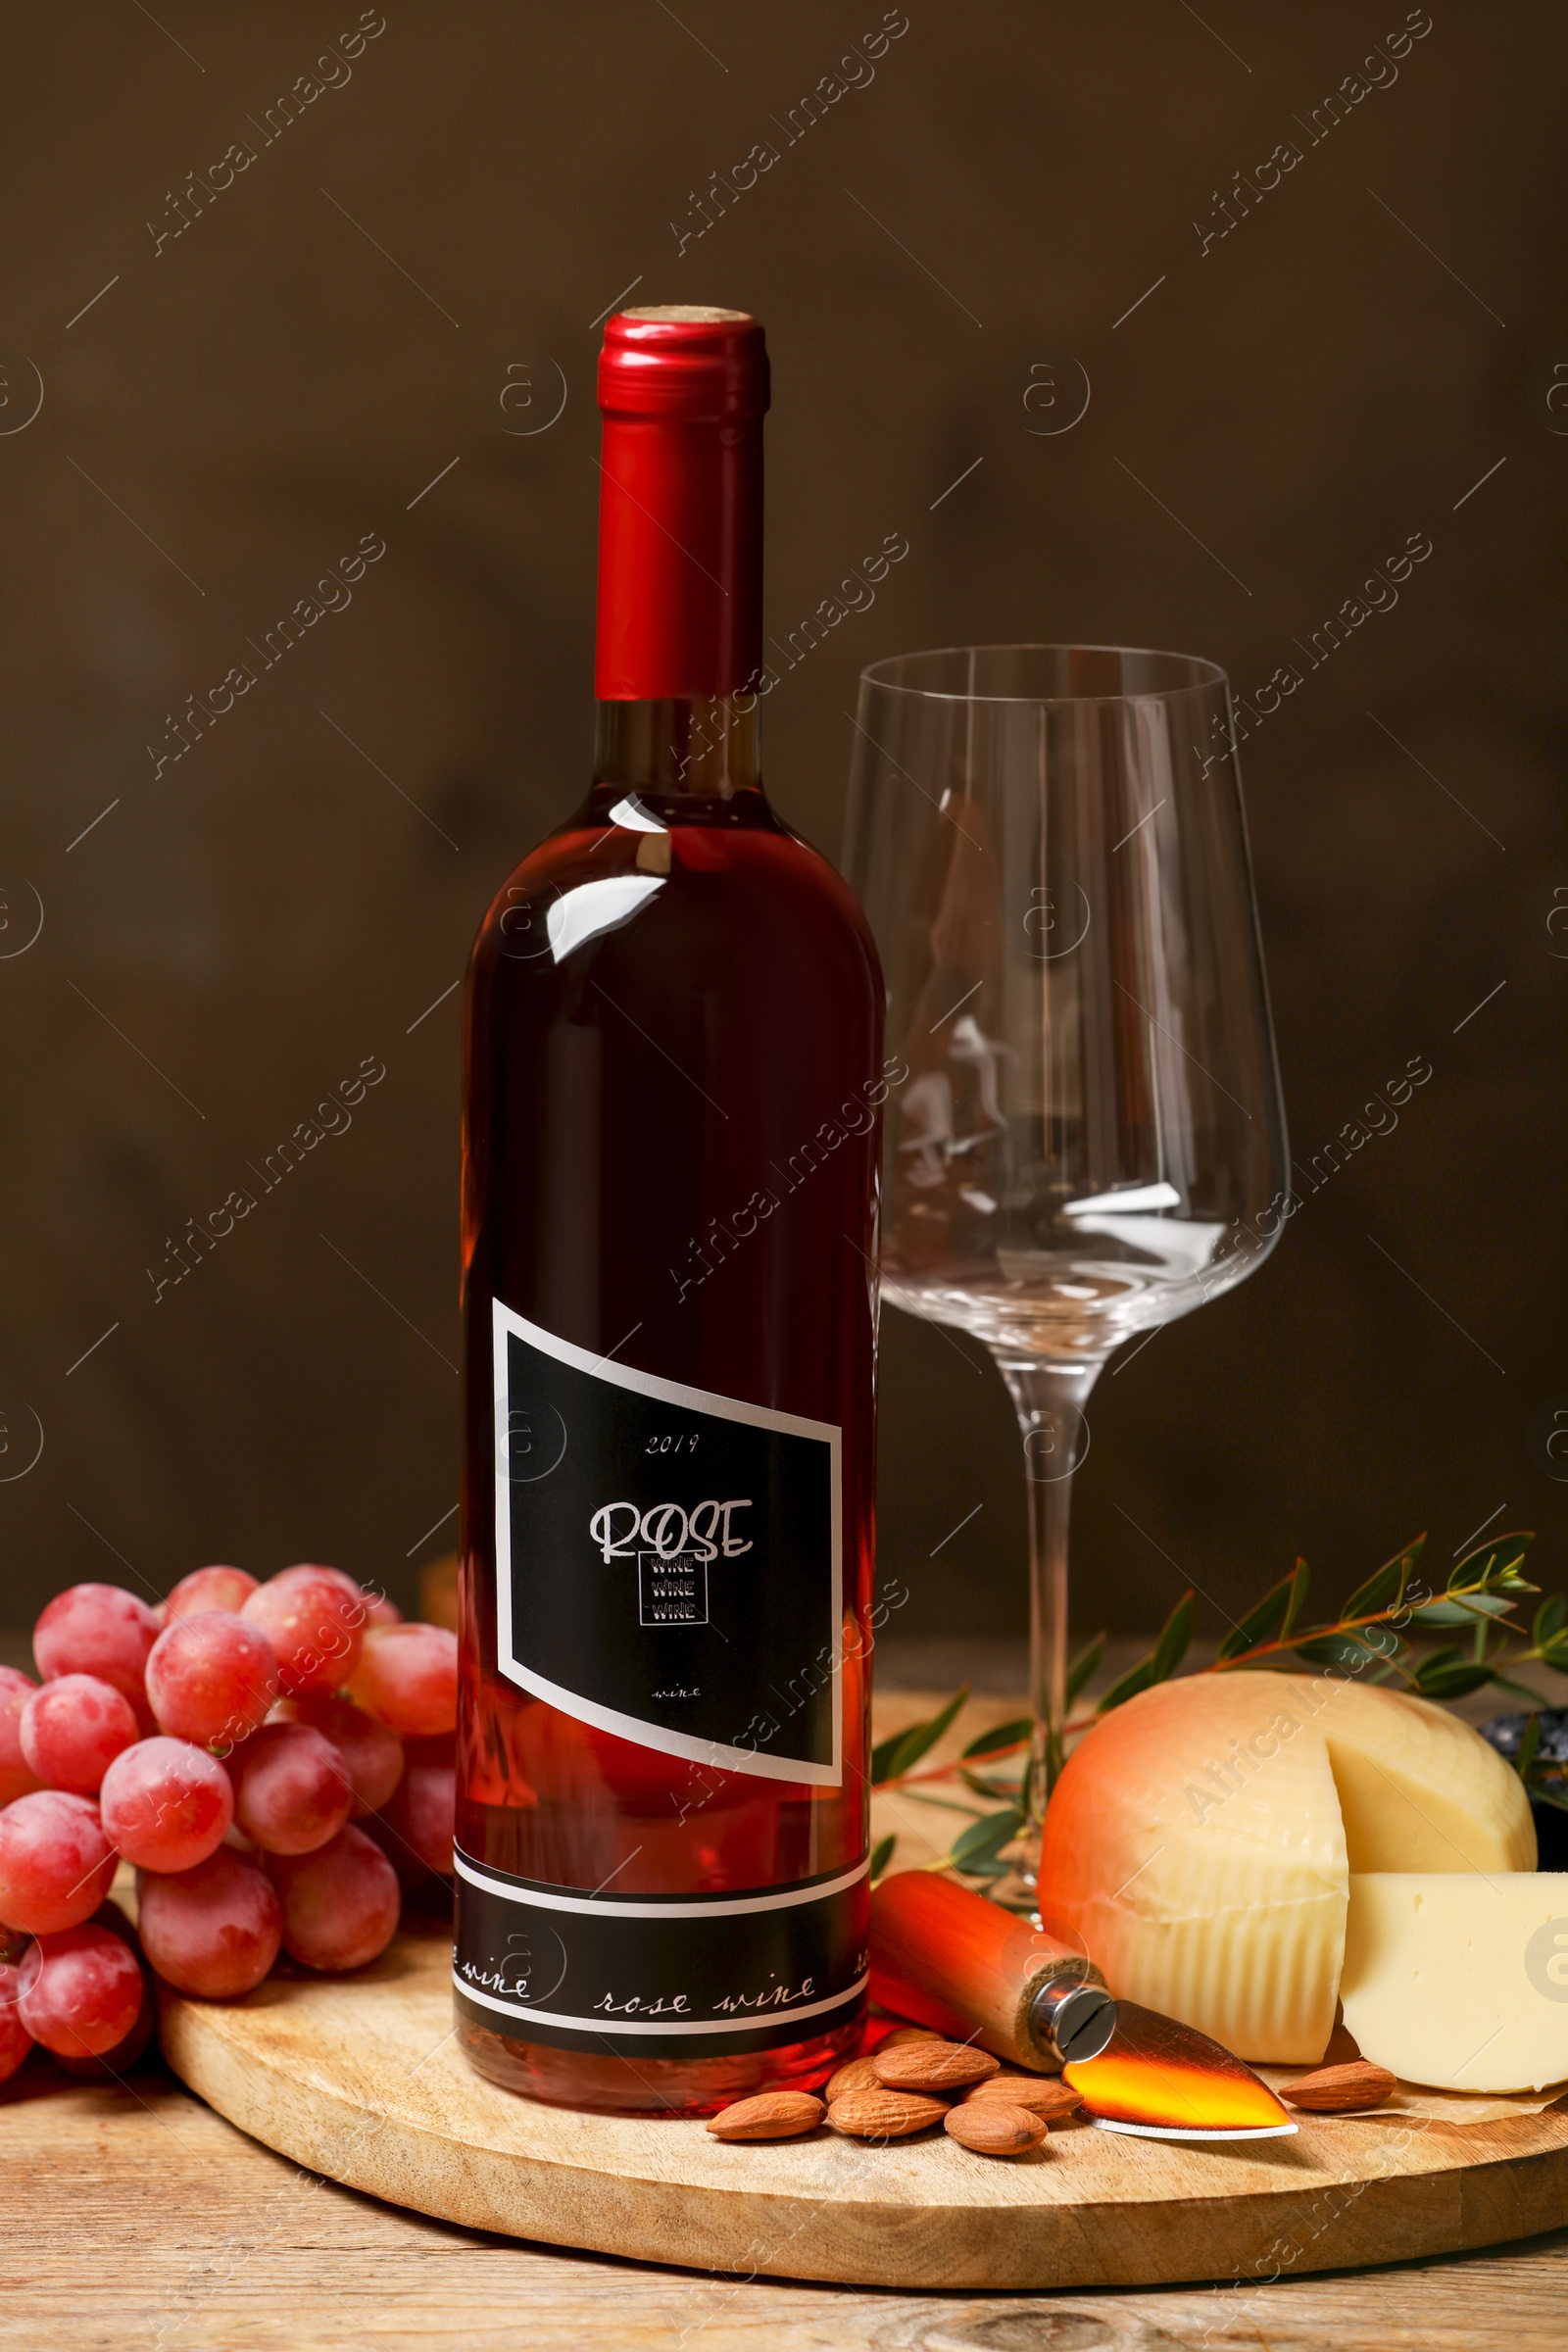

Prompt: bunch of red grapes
xmin=0 ymin=1563 xmax=458 ymax=2084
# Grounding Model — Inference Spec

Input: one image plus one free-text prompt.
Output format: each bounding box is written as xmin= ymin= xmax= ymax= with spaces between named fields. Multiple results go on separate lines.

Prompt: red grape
xmin=277 ymin=1561 xmax=364 ymax=1602
xmin=347 ymin=1623 xmax=458 ymax=1736
xmin=136 ymin=1847 xmax=281 ymax=1996
xmin=99 ymin=1737 xmax=233 ymax=1873
xmin=0 ymin=1790 xmax=117 ymax=1932
xmin=379 ymin=1736 xmax=455 ymax=1878
xmin=228 ymin=1722 xmax=351 ymax=1855
xmin=269 ymin=1824 xmax=401 ymax=1971
xmin=0 ymin=1962 xmax=32 ymax=2083
xmin=0 ymin=1664 xmax=44 ymax=1807
xmin=33 ymin=1584 xmax=160 ymax=1730
xmin=278 ymin=1694 xmax=403 ymax=1817
xmin=18 ymin=1924 xmax=143 ymax=2057
xmin=362 ymin=1590 xmax=403 ymax=1628
xmin=240 ymin=1569 xmax=365 ymax=1697
xmin=145 ymin=1611 xmax=278 ymax=1748
xmin=19 ymin=1674 xmax=139 ymax=1795
xmin=164 ymin=1565 xmax=258 ymax=1621
xmin=56 ymin=1968 xmax=156 ymax=2078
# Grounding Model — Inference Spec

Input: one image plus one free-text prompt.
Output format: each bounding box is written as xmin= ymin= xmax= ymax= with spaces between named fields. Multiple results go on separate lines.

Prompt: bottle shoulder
xmin=468 ymin=795 xmax=880 ymax=993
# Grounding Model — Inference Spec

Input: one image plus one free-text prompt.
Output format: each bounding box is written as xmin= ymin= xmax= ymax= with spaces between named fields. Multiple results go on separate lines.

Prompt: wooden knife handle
xmin=868 ymin=1871 xmax=1107 ymax=2073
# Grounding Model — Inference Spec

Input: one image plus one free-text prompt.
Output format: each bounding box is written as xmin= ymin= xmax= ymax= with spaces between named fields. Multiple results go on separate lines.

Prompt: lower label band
xmin=453 ymin=1848 xmax=869 ymax=2058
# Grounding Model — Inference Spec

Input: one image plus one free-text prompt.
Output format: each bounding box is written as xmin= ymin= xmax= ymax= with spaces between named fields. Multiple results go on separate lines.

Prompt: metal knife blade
xmin=1063 ymin=2000 xmax=1298 ymax=2140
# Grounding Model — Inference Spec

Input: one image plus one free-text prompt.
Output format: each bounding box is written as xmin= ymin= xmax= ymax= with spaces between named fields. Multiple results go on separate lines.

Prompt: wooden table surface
xmin=5 ymin=1652 xmax=1568 ymax=2348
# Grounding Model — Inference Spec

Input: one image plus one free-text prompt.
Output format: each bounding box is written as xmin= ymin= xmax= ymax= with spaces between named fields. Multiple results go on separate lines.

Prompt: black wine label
xmin=491 ymin=1298 xmax=843 ymax=1784
xmin=453 ymin=1848 xmax=869 ymax=2056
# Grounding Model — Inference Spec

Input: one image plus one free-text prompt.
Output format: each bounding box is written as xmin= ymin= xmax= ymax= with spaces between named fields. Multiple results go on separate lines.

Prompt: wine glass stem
xmin=993 ymin=1354 xmax=1103 ymax=1879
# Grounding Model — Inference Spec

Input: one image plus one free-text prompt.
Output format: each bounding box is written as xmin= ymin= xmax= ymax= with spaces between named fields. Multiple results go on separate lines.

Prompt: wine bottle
xmin=455 ymin=307 xmax=888 ymax=2115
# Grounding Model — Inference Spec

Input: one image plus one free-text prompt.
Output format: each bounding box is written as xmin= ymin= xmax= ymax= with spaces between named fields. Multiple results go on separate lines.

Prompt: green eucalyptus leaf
xmin=1534 ymin=1593 xmax=1568 ymax=1648
xmin=1419 ymin=1664 xmax=1498 ymax=1699
xmin=1293 ymin=1631 xmax=1384 ymax=1672
xmin=1097 ymin=1656 xmax=1157 ymax=1712
xmin=870 ymin=1684 xmax=970 ymax=1785
xmin=949 ymin=1807 xmax=1024 ymax=1872
xmin=1449 ymin=1529 xmax=1532 ymax=1585
xmin=1099 ymin=1592 xmax=1195 ymax=1712
xmin=1413 ymin=1650 xmax=1495 ymax=1699
xmin=868 ymin=1833 xmax=896 ymax=1885
xmin=960 ymin=1716 xmax=1031 ymax=1761
xmin=1516 ymin=1712 xmax=1542 ymax=1779
xmin=1217 ymin=1566 xmax=1303 ymax=1662
xmin=1408 ymin=1595 xmax=1515 ymax=1628
xmin=1152 ymin=1592 xmax=1196 ymax=1682
xmin=1341 ymin=1544 xmax=1417 ymax=1624
xmin=958 ymin=1767 xmax=1023 ymax=1802
xmin=1448 ymin=1537 xmax=1533 ymax=1594
xmin=1065 ymin=1633 xmax=1105 ymax=1709
xmin=1281 ymin=1555 xmax=1312 ymax=1639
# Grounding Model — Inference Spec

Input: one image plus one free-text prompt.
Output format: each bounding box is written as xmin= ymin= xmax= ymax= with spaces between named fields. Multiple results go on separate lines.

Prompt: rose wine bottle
xmin=455 ymin=308 xmax=888 ymax=2114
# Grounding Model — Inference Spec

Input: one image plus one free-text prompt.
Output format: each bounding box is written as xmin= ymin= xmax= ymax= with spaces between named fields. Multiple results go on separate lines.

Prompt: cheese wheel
xmin=1037 ymin=1672 xmax=1534 ymax=2063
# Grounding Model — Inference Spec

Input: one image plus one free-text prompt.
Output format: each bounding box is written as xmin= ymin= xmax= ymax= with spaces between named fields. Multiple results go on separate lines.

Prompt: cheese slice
xmin=1342 ymin=1874 xmax=1568 ymax=2092
xmin=1037 ymin=1671 xmax=1535 ymax=2063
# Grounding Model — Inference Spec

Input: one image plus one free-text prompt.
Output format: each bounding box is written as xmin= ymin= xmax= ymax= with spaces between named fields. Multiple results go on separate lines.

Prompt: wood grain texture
xmin=158 ymin=1922 xmax=1568 ymax=2292
xmin=4 ymin=2006 xmax=1568 ymax=2346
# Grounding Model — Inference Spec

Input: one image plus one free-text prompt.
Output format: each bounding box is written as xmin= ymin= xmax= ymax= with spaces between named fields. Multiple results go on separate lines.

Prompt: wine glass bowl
xmin=844 ymin=644 xmax=1289 ymax=1868
xmin=853 ymin=644 xmax=1287 ymax=1359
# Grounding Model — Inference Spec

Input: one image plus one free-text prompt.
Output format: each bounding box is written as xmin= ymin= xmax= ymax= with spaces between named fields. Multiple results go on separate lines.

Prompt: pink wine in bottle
xmin=455 ymin=308 xmax=890 ymax=2114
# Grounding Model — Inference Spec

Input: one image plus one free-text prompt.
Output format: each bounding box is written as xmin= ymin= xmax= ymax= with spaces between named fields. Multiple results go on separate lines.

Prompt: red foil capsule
xmin=594 ymin=307 xmax=769 ymax=701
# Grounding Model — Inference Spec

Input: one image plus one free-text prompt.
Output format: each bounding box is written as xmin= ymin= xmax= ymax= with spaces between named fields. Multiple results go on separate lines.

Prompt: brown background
xmin=0 ymin=1 xmax=1561 ymax=1642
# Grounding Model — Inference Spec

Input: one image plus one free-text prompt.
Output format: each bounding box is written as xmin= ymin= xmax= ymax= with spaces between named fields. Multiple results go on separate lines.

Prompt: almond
xmin=944 ymin=2100 xmax=1050 ymax=2156
xmin=962 ymin=2074 xmax=1082 ymax=2122
xmin=877 ymin=2023 xmax=941 ymax=2045
xmin=873 ymin=2038 xmax=1000 ymax=2092
xmin=706 ymin=2091 xmax=825 ymax=2141
xmin=827 ymin=2087 xmax=950 ymax=2139
xmin=825 ymin=2054 xmax=883 ymax=2102
xmin=1283 ymin=2061 xmax=1398 ymax=2114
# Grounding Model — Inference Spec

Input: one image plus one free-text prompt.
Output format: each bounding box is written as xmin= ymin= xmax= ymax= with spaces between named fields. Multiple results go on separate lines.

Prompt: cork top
xmin=622 ymin=306 xmax=753 ymax=324
xmin=598 ymin=309 xmax=768 ymax=421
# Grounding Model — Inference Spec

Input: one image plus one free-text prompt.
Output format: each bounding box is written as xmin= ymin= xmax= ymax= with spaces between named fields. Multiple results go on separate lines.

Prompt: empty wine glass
xmin=843 ymin=646 xmax=1289 ymax=1888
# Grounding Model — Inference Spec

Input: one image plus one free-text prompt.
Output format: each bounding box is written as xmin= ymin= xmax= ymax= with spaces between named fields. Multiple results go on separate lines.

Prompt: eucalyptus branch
xmin=868 ymin=1527 xmax=1566 ymax=1901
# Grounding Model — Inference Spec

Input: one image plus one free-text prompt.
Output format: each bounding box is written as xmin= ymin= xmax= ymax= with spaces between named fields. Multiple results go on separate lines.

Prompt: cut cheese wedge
xmin=1343 ymin=1873 xmax=1568 ymax=2092
xmin=1037 ymin=1671 xmax=1535 ymax=2063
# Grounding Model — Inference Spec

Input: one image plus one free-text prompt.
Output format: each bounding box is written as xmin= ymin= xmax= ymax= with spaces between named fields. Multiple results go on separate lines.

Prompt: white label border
xmin=492 ymin=1298 xmax=843 ymax=1788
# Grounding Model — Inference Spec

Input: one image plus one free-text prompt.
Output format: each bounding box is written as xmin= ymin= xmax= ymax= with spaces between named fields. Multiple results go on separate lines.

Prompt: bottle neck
xmin=593 ymin=697 xmax=761 ymax=803
xmin=594 ymin=416 xmax=763 ymax=701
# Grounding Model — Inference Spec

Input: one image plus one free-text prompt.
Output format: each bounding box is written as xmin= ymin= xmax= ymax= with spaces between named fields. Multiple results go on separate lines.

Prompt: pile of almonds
xmin=706 ymin=2027 xmax=1082 ymax=2160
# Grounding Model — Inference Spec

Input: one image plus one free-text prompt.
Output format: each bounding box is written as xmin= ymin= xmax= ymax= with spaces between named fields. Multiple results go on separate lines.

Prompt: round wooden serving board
xmin=159 ymin=1925 xmax=1568 ymax=2291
